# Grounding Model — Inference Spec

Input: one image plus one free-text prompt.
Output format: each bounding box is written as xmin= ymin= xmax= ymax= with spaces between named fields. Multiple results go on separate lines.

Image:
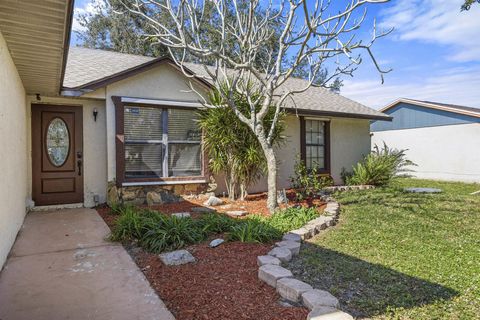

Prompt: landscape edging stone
xmin=257 ymin=190 xmax=360 ymax=319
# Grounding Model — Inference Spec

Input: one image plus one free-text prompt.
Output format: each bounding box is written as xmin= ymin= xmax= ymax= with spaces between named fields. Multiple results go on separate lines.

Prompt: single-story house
xmin=371 ymin=98 xmax=480 ymax=182
xmin=0 ymin=0 xmax=390 ymax=267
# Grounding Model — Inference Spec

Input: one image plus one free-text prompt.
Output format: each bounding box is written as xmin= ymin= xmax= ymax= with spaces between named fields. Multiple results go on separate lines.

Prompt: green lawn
xmin=287 ymin=179 xmax=480 ymax=319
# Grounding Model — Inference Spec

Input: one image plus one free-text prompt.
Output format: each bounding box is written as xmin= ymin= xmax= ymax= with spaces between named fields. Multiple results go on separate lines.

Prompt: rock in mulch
xmin=203 ymin=196 xmax=224 ymax=206
xmin=159 ymin=249 xmax=196 ymax=266
xmin=226 ymin=210 xmax=248 ymax=217
xmin=404 ymin=187 xmax=442 ymax=194
xmin=191 ymin=206 xmax=216 ymax=213
xmin=209 ymin=238 xmax=225 ymax=248
xmin=171 ymin=212 xmax=191 ymax=218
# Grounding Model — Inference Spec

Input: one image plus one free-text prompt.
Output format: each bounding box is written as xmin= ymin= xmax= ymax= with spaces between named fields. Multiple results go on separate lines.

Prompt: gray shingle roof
xmin=64 ymin=47 xmax=390 ymax=120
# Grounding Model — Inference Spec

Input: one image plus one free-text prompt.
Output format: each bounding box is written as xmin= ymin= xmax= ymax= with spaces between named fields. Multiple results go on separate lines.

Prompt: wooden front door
xmin=32 ymin=104 xmax=83 ymax=206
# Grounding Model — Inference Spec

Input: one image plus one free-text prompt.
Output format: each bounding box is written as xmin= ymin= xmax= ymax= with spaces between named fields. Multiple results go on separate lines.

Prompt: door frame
xmin=31 ymin=103 xmax=84 ymax=206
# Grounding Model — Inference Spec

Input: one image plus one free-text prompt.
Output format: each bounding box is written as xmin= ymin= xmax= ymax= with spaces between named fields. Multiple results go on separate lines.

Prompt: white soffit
xmin=0 ymin=0 xmax=74 ymax=96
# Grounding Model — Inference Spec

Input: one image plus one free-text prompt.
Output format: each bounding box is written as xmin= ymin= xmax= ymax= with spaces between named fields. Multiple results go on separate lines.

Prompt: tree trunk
xmin=240 ymin=183 xmax=248 ymax=201
xmin=257 ymin=135 xmax=278 ymax=213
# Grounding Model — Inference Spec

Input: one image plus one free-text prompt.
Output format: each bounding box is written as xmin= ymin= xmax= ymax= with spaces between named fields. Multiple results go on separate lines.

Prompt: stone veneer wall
xmin=107 ymin=181 xmax=210 ymax=206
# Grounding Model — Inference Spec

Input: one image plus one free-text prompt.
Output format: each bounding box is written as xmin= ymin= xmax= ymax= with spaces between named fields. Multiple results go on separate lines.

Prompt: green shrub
xmin=109 ymin=203 xmax=135 ymax=215
xmin=109 ymin=205 xmax=322 ymax=251
xmin=345 ymin=142 xmax=415 ymax=186
xmin=110 ymin=206 xmax=145 ymax=241
xmin=141 ymin=215 xmax=205 ymax=253
xmin=269 ymin=207 xmax=319 ymax=233
xmin=227 ymin=215 xmax=282 ymax=243
xmin=290 ymin=157 xmax=333 ymax=201
xmin=196 ymin=213 xmax=236 ymax=235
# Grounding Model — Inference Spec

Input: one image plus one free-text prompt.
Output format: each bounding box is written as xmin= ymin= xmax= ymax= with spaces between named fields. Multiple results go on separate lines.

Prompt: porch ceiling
xmin=0 ymin=0 xmax=74 ymax=96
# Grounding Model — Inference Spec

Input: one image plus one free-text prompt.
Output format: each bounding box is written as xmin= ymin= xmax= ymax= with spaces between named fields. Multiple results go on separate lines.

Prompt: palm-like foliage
xmin=198 ymin=85 xmax=285 ymax=200
xmin=346 ymin=142 xmax=416 ymax=186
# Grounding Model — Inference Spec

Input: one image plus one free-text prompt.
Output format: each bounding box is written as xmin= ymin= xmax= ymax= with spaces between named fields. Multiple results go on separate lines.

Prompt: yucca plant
xmin=197 ymin=82 xmax=285 ymax=200
xmin=346 ymin=142 xmax=416 ymax=186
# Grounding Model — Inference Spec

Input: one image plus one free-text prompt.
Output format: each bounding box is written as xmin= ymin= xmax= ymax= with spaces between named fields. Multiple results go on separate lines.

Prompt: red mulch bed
xmin=96 ymin=193 xmax=315 ymax=320
xmin=133 ymin=242 xmax=308 ymax=320
xmin=137 ymin=190 xmax=324 ymax=217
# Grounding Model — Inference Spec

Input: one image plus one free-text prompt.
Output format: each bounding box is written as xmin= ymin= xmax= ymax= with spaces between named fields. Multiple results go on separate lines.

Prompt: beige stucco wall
xmin=26 ymin=96 xmax=108 ymax=207
xmin=372 ymin=123 xmax=480 ymax=183
xmin=215 ymin=115 xmax=371 ymax=194
xmin=102 ymin=63 xmax=208 ymax=181
xmin=330 ymin=117 xmax=371 ymax=183
xmin=81 ymin=62 xmax=371 ymax=195
xmin=0 ymin=31 xmax=28 ymax=267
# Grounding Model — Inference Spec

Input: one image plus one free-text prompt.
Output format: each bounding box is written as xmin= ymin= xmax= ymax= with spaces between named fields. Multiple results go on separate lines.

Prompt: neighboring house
xmin=371 ymin=98 xmax=480 ymax=183
xmin=0 ymin=1 xmax=389 ymax=267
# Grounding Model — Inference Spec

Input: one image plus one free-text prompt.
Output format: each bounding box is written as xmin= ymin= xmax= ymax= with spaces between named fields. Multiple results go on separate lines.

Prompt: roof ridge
xmin=70 ymin=46 xmax=155 ymax=61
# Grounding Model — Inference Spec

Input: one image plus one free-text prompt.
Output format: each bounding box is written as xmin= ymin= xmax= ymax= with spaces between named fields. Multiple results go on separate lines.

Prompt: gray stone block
xmin=258 ymin=264 xmax=293 ymax=287
xmin=257 ymin=255 xmax=281 ymax=266
xmin=307 ymin=307 xmax=353 ymax=320
xmin=302 ymin=289 xmax=340 ymax=310
xmin=283 ymin=233 xmax=302 ymax=243
xmin=275 ymin=240 xmax=301 ymax=256
xmin=276 ymin=278 xmax=313 ymax=302
xmin=203 ymin=196 xmax=224 ymax=206
xmin=191 ymin=207 xmax=215 ymax=213
xmin=404 ymin=187 xmax=442 ymax=194
xmin=268 ymin=246 xmax=292 ymax=262
xmin=289 ymin=227 xmax=313 ymax=240
xmin=226 ymin=210 xmax=248 ymax=217
xmin=307 ymin=217 xmax=328 ymax=232
xmin=159 ymin=250 xmax=196 ymax=266
xmin=304 ymin=224 xmax=319 ymax=237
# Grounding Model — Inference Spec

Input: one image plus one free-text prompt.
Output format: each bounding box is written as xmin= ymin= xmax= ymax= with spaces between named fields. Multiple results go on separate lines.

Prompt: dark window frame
xmin=113 ymin=96 xmax=208 ymax=187
xmin=299 ymin=116 xmax=331 ymax=174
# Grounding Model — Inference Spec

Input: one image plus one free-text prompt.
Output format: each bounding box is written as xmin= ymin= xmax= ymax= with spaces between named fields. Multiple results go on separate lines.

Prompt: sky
xmin=72 ymin=0 xmax=480 ymax=110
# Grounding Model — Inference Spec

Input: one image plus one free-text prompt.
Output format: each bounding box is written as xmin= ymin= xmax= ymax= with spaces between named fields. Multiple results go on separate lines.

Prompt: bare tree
xmin=119 ymin=0 xmax=392 ymax=213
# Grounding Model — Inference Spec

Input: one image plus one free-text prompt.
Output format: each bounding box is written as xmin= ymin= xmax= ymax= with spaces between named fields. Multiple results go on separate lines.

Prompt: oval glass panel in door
xmin=46 ymin=118 xmax=70 ymax=166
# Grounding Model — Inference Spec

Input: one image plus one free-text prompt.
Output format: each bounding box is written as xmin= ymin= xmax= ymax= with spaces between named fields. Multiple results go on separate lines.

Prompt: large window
xmin=121 ymin=104 xmax=202 ymax=181
xmin=301 ymin=118 xmax=330 ymax=172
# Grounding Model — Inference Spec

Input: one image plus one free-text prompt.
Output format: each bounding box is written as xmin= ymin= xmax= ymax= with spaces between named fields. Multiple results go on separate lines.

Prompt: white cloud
xmin=72 ymin=0 xmax=108 ymax=32
xmin=342 ymin=66 xmax=480 ymax=109
xmin=379 ymin=0 xmax=480 ymax=62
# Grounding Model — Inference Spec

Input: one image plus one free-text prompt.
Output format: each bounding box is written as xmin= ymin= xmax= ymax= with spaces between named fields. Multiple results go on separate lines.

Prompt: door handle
xmin=77 ymin=151 xmax=83 ymax=176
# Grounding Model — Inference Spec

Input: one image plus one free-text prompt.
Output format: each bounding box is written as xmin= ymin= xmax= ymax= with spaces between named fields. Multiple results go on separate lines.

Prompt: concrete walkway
xmin=0 ymin=208 xmax=175 ymax=320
